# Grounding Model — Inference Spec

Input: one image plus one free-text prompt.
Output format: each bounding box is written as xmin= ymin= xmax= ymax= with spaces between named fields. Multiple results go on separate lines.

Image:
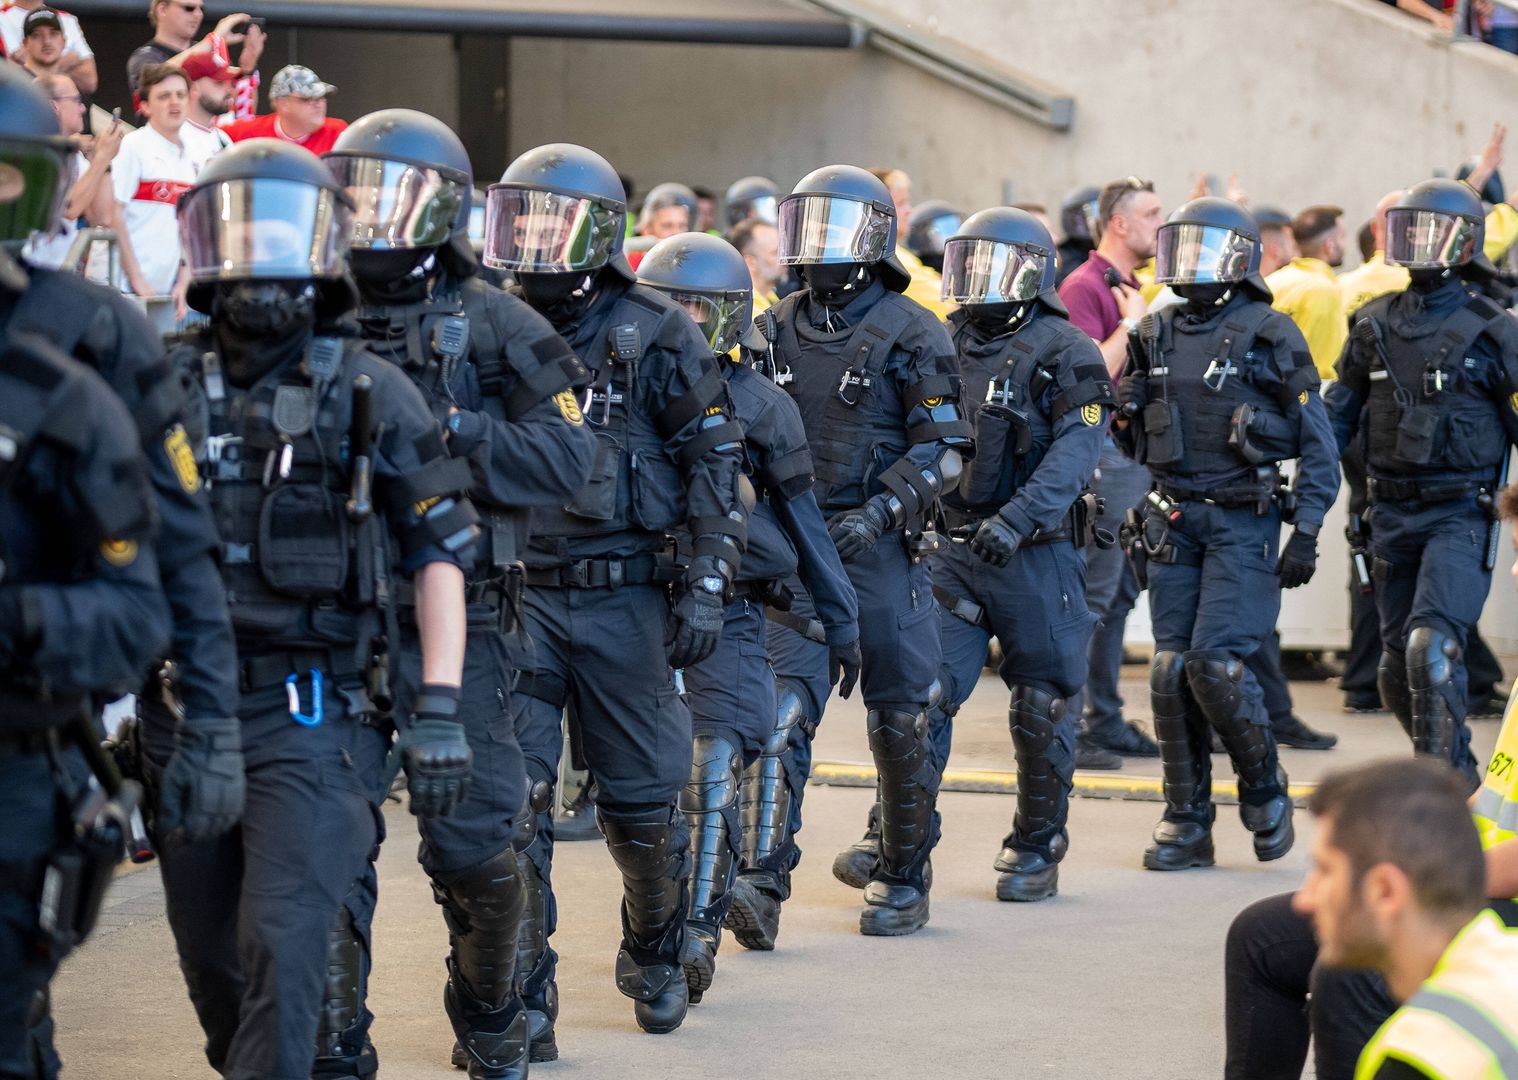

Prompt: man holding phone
xmin=127 ymin=0 xmax=263 ymax=118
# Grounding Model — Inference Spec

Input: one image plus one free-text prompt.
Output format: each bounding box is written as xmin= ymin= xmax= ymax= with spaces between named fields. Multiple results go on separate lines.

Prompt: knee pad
xmin=1183 ymin=649 xmax=1247 ymax=720
xmin=1150 ymin=650 xmax=1190 ymax=722
xmin=680 ymin=733 xmax=742 ymax=815
xmin=927 ymin=677 xmax=945 ymax=712
xmin=432 ymin=846 xmax=525 ymax=927
xmin=601 ymin=805 xmax=689 ymax=883
xmin=866 ymin=707 xmax=927 ymax=761
xmin=512 ymin=778 xmax=556 ymax=853
xmin=1008 ymin=685 xmax=1063 ymax=755
xmin=762 ymin=680 xmax=810 ymax=755
xmin=1406 ymin=626 xmax=1460 ymax=692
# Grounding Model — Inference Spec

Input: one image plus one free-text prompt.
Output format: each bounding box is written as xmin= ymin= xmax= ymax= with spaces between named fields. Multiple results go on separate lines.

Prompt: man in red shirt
xmin=222 ymin=63 xmax=345 ymax=155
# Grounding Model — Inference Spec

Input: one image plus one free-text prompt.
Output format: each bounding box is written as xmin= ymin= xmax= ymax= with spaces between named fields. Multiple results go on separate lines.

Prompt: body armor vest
xmin=766 ymin=290 xmax=916 ymax=510
xmin=1145 ymin=301 xmax=1299 ymax=480
xmin=1355 ymin=292 xmax=1510 ymax=478
xmin=173 ymin=331 xmax=386 ymax=659
xmin=724 ymin=358 xmax=814 ymax=583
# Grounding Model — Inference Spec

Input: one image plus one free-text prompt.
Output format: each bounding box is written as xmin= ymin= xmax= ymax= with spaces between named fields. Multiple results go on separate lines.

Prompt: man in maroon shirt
xmin=1057 ymin=177 xmax=1163 ymax=767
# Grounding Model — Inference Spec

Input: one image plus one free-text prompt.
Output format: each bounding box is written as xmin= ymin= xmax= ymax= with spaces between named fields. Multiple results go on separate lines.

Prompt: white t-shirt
xmin=112 ymin=124 xmax=198 ymax=297
xmin=0 ymin=3 xmax=92 ymax=59
xmin=22 ymin=148 xmax=88 ymax=270
xmin=182 ymin=117 xmax=232 ymax=164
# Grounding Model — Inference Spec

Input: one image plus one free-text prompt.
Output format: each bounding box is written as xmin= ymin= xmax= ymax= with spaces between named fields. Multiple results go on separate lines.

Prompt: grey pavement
xmin=50 ymin=659 xmax=1510 ymax=1079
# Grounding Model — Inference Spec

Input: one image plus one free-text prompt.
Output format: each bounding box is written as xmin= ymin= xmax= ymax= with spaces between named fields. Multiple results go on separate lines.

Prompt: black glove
xmin=668 ymin=559 xmax=727 ymax=669
xmin=829 ymin=638 xmax=862 ymax=699
xmin=401 ymin=685 xmax=471 ymax=817
xmin=1277 ymin=528 xmax=1319 ymax=589
xmin=968 ymin=512 xmax=1022 ymax=568
xmin=1117 ymin=373 xmax=1149 ymax=417
xmin=829 ymin=497 xmax=894 ymax=563
xmin=156 ymin=715 xmax=245 ymax=848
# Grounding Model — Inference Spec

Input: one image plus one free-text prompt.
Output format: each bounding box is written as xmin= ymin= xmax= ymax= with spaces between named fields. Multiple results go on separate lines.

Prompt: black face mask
xmin=212 ymin=281 xmax=315 ymax=386
xmin=965 ymin=301 xmax=1026 ymax=331
xmin=350 ymin=248 xmax=434 ymax=293
xmin=802 ymin=262 xmax=872 ymax=307
xmin=1174 ymin=282 xmax=1233 ymax=307
xmin=517 ymin=270 xmax=598 ymax=325
xmin=1408 ymin=266 xmax=1454 ymax=292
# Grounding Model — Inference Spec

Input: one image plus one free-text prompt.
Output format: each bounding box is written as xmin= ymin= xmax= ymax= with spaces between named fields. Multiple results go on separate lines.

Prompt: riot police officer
xmin=1117 ymin=198 xmax=1338 ymax=870
xmin=164 ymin=140 xmax=479 ymax=1080
xmin=759 ymin=165 xmax=973 ymax=937
xmin=724 ymin=175 xmax=780 ymax=229
xmin=1326 ymin=179 xmax=1518 ymax=788
xmin=0 ymin=66 xmax=241 ymax=1077
xmin=906 ymin=200 xmax=964 ymax=275
xmin=636 ymin=232 xmax=860 ymax=995
xmin=483 ymin=144 xmax=749 ymax=1040
xmin=1057 ymin=185 xmax=1101 ymax=285
xmin=835 ymin=208 xmax=1113 ymax=902
xmin=320 ymin=110 xmax=596 ymax=1078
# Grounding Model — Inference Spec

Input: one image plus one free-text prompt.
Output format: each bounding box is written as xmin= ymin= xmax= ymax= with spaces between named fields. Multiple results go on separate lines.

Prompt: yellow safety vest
xmin=1355 ymin=911 xmax=1518 ymax=1080
xmin=1473 ymin=680 xmax=1518 ymax=851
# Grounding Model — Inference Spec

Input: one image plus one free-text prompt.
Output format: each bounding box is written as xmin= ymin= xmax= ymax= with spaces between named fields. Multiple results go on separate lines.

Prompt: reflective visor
xmin=482 ymin=185 xmax=621 ymax=272
xmin=940 ymin=237 xmax=1049 ymax=303
xmin=326 ymin=155 xmax=464 ymax=250
xmin=1154 ymin=222 xmax=1254 ymax=284
xmin=745 ymin=194 xmax=778 ymax=225
xmin=1385 ymin=208 xmax=1481 ymax=269
xmin=915 ymin=212 xmax=963 ymax=256
xmin=660 ymin=289 xmax=751 ymax=357
xmin=178 ymin=177 xmax=351 ymax=282
xmin=0 ymin=139 xmax=67 ymax=245
xmin=777 ymin=194 xmax=891 ymax=265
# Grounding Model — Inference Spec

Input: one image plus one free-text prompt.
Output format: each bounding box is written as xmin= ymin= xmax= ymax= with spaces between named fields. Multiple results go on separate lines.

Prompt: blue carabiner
xmin=285 ymin=668 xmax=324 ymax=727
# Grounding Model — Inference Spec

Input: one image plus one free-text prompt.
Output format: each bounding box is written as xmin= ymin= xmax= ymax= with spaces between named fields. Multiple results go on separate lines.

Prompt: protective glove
xmin=828 ymin=497 xmax=894 ymax=563
xmin=156 ymin=715 xmax=245 ymax=848
xmin=401 ymin=685 xmax=471 ymax=817
xmin=1277 ymin=528 xmax=1319 ymax=589
xmin=968 ymin=512 xmax=1023 ymax=568
xmin=668 ymin=558 xmax=727 ymax=669
xmin=829 ymin=638 xmax=862 ymax=699
xmin=1117 ymin=373 xmax=1149 ymax=417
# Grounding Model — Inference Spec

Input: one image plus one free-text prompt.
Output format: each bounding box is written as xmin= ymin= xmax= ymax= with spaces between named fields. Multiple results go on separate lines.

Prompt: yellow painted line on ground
xmin=809 ymin=760 xmax=1317 ymax=805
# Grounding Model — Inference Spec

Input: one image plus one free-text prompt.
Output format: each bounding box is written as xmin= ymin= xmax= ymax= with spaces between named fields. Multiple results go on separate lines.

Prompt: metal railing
xmin=60 ymin=227 xmax=122 ymax=292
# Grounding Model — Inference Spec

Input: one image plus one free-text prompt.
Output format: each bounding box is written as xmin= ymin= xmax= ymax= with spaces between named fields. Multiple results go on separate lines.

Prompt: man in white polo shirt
xmin=112 ymin=62 xmax=212 ymax=307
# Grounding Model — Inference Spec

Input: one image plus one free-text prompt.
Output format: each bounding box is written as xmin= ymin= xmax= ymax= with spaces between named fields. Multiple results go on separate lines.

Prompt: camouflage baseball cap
xmin=269 ymin=64 xmax=336 ymax=100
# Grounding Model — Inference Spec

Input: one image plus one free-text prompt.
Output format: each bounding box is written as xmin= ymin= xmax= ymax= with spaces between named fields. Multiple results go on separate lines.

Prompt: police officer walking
xmin=1326 ymin=179 xmax=1518 ymax=788
xmin=760 ymin=165 xmax=973 ymax=937
xmin=835 ymin=208 xmax=1113 ymax=902
xmin=163 ymin=140 xmax=481 ymax=1080
xmin=483 ymin=144 xmax=749 ymax=1040
xmin=636 ymin=232 xmax=860 ymax=994
xmin=1117 ymin=198 xmax=1338 ymax=870
xmin=319 ymin=110 xmax=596 ymax=1078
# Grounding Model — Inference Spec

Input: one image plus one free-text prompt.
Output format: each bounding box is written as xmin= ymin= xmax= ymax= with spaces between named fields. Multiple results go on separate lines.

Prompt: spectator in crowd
xmin=1265 ymin=205 xmax=1348 ymax=379
xmin=128 ymin=0 xmax=262 ymax=118
xmin=636 ymin=181 xmax=697 ymax=239
xmin=1379 ymin=0 xmax=1455 ymax=32
xmin=1255 ymin=206 xmax=1299 ymax=277
xmin=691 ymin=183 xmax=717 ymax=232
xmin=111 ymin=63 xmax=200 ymax=306
xmin=21 ymin=71 xmax=122 ymax=269
xmin=1058 ymin=176 xmax=1164 ymax=766
xmin=3 ymin=3 xmax=95 ymax=91
xmin=1357 ymin=218 xmax=1377 ymax=262
xmin=223 ymin=64 xmax=348 ymax=154
xmin=870 ymin=165 xmax=955 ymax=318
xmin=1010 ymin=201 xmax=1055 ymax=239
xmin=1339 ymin=189 xmax=1408 ymax=315
xmin=178 ymin=38 xmax=234 ymax=159
xmin=727 ymin=217 xmax=782 ymax=314
xmin=1478 ymin=0 xmax=1518 ymax=51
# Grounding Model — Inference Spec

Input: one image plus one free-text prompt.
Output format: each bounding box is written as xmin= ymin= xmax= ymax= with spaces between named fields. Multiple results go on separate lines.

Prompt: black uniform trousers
xmin=682 ymin=597 xmax=776 ymax=764
xmin=150 ymin=678 xmax=389 ymax=1080
xmin=512 ymin=581 xmax=691 ymax=995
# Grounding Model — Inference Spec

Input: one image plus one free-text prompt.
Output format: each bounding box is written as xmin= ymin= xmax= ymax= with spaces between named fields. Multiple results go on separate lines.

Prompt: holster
xmin=38 ymin=774 xmax=143 ymax=960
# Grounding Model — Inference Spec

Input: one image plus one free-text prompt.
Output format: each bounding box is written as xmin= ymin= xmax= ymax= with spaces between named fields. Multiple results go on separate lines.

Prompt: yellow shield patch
xmin=100 ymin=538 xmax=138 ymax=567
xmin=554 ymin=390 xmax=584 ymax=426
xmin=1510 ymin=391 xmax=1518 ymax=414
xmin=1299 ymin=391 xmax=1309 ymax=405
xmin=1080 ymin=403 xmax=1103 ymax=426
xmin=923 ymin=396 xmax=944 ymax=408
xmin=163 ymin=424 xmax=201 ymax=494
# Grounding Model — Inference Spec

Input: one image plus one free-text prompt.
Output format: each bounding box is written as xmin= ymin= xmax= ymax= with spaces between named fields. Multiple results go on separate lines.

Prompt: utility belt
xmin=1366 ymin=475 xmax=1484 ymax=508
xmin=941 ymin=492 xmax=1109 ymax=550
xmin=237 ymin=648 xmax=365 ymax=693
xmin=393 ymin=573 xmax=525 ymax=636
xmin=1152 ymin=465 xmax=1289 ymax=518
xmin=522 ymin=553 xmax=679 ymax=590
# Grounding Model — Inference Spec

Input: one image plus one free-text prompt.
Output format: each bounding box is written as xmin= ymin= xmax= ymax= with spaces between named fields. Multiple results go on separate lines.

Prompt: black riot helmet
xmin=324 ymin=108 xmax=475 ymax=277
xmin=0 ymin=64 xmax=72 ymax=249
xmin=636 ymin=232 xmax=754 ymax=358
xmin=179 ymin=139 xmax=356 ymax=317
xmin=941 ymin=206 xmax=1065 ymax=317
xmin=1059 ymin=185 xmax=1101 ymax=245
xmin=725 ymin=175 xmax=779 ymax=228
xmin=1385 ymin=179 xmax=1486 ymax=270
xmin=483 ymin=142 xmax=632 ymax=281
xmin=777 ymin=164 xmax=910 ymax=293
xmin=1154 ymin=197 xmax=1263 ymax=290
xmin=907 ymin=199 xmax=963 ymax=273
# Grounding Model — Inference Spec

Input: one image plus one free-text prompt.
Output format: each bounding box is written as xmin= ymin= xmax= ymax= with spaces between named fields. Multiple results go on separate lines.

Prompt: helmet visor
xmin=777 ymin=194 xmax=892 ymax=265
xmin=660 ymin=289 xmax=750 ymax=357
xmin=482 ymin=185 xmax=621 ymax=272
xmin=326 ymin=155 xmax=464 ymax=250
xmin=913 ymin=212 xmax=963 ymax=257
xmin=743 ymin=194 xmax=778 ymax=226
xmin=1154 ymin=222 xmax=1255 ymax=284
xmin=941 ymin=237 xmax=1049 ymax=303
xmin=0 ymin=139 xmax=67 ymax=245
xmin=1385 ymin=208 xmax=1481 ymax=268
xmin=178 ymin=177 xmax=351 ymax=282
